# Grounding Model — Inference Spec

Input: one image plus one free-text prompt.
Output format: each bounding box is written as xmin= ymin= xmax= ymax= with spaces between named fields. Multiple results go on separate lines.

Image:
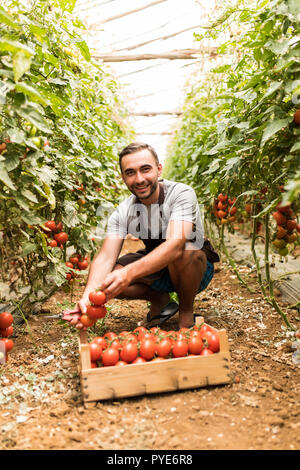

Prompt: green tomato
xmin=32 ymin=137 xmax=41 ymax=148
xmin=30 ymin=125 xmax=37 ymax=137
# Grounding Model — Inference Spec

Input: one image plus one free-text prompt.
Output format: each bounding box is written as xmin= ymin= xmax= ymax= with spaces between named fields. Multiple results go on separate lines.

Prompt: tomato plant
xmin=0 ymin=0 xmax=133 ymax=314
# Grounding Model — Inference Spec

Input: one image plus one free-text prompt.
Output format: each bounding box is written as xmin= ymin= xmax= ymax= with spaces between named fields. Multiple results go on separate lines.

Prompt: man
xmin=63 ymin=142 xmax=219 ymax=329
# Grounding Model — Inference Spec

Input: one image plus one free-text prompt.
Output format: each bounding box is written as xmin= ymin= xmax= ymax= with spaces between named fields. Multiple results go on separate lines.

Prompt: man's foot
xmin=178 ymin=311 xmax=194 ymax=329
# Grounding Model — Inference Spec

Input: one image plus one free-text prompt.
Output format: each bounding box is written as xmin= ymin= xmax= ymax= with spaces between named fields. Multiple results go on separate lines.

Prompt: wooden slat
xmin=81 ymin=352 xmax=230 ymax=402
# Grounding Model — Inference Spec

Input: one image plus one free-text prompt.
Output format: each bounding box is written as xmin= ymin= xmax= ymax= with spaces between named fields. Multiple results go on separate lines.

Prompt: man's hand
xmin=62 ymin=294 xmax=90 ymax=329
xmin=99 ymin=267 xmax=131 ymax=301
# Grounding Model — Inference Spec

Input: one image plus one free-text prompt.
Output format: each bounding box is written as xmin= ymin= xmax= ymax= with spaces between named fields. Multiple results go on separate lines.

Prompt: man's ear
xmin=157 ymin=163 xmax=163 ymax=177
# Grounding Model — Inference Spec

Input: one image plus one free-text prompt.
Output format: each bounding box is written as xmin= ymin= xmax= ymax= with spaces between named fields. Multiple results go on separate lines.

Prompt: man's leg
xmin=168 ymin=249 xmax=207 ymax=328
xmin=114 ymin=264 xmax=170 ymax=319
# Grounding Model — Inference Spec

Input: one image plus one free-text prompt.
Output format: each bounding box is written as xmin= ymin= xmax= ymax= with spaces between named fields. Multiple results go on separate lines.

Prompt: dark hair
xmin=118 ymin=142 xmax=159 ymax=170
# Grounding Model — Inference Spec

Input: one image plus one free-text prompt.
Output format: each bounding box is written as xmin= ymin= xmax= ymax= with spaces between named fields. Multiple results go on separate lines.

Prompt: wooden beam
xmin=114 ymin=24 xmax=203 ymax=53
xmin=101 ymin=0 xmax=167 ymax=24
xmin=93 ymin=48 xmax=217 ymax=62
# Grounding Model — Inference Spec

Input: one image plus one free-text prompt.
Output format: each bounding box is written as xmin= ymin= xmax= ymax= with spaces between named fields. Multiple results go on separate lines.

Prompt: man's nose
xmin=135 ymin=171 xmax=145 ymax=183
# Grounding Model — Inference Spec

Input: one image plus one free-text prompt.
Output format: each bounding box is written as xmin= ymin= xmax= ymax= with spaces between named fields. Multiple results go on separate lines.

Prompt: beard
xmin=130 ymin=180 xmax=158 ymax=200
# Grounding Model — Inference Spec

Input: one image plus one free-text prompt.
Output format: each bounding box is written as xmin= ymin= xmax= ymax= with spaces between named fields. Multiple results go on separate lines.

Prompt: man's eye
xmin=142 ymin=167 xmax=151 ymax=172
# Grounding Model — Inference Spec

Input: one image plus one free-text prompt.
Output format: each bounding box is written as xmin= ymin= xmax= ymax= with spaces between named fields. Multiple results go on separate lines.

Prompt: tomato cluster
xmin=87 ymin=323 xmax=220 ymax=368
xmin=0 ymin=312 xmax=14 ymax=364
xmin=213 ymin=194 xmax=238 ymax=226
xmin=43 ymin=220 xmax=68 ymax=249
xmin=79 ymin=290 xmax=107 ymax=327
xmin=272 ymin=203 xmax=300 ymax=256
xmin=66 ymin=254 xmax=89 ymax=283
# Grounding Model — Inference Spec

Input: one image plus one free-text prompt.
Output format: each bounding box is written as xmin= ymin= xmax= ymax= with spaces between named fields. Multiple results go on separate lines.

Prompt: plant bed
xmin=78 ymin=317 xmax=231 ymax=404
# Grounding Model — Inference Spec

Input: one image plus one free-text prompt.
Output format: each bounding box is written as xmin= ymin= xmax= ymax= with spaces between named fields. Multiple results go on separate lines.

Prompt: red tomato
xmin=80 ymin=315 xmax=95 ymax=327
xmin=139 ymin=338 xmax=156 ymax=361
xmin=143 ymin=332 xmax=155 ymax=341
xmin=48 ymin=240 xmax=58 ymax=247
xmin=104 ymin=332 xmax=118 ymax=341
xmin=101 ymin=347 xmax=119 ymax=366
xmin=199 ymin=324 xmax=213 ymax=335
xmin=91 ymin=361 xmax=98 ymax=368
xmin=188 ymin=336 xmax=203 ymax=355
xmin=86 ymin=305 xmax=107 ymax=320
xmin=54 ymin=232 xmax=68 ymax=244
xmin=45 ymin=220 xmax=56 ymax=232
xmin=78 ymin=260 xmax=89 ymax=270
xmin=0 ymin=326 xmax=13 ymax=338
xmin=119 ymin=330 xmax=130 ymax=338
xmin=115 ymin=361 xmax=128 ymax=366
xmin=200 ymin=348 xmax=214 ymax=356
xmin=150 ymin=327 xmax=160 ymax=334
xmin=110 ymin=338 xmax=121 ymax=350
xmin=65 ymin=262 xmax=74 ymax=269
xmin=89 ymin=343 xmax=102 ymax=362
xmin=69 ymin=256 xmax=79 ymax=265
xmin=131 ymin=357 xmax=147 ymax=364
xmin=172 ymin=339 xmax=188 ymax=358
xmin=0 ymin=338 xmax=14 ymax=352
xmin=152 ymin=357 xmax=165 ymax=362
xmin=122 ymin=333 xmax=138 ymax=344
xmin=202 ymin=331 xmax=220 ymax=353
xmin=120 ymin=342 xmax=138 ymax=363
xmin=156 ymin=338 xmax=172 ymax=358
xmin=91 ymin=336 xmax=107 ymax=349
xmin=0 ymin=312 xmax=13 ymax=329
xmin=133 ymin=326 xmax=148 ymax=340
xmin=55 ymin=222 xmax=63 ymax=232
xmin=179 ymin=327 xmax=190 ymax=335
xmin=88 ymin=290 xmax=106 ymax=306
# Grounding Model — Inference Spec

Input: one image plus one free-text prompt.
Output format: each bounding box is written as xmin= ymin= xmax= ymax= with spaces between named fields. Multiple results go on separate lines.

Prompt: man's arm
xmin=79 ymin=235 xmax=124 ymax=311
xmin=62 ymin=236 xmax=124 ymax=325
xmin=99 ymin=220 xmax=193 ymax=300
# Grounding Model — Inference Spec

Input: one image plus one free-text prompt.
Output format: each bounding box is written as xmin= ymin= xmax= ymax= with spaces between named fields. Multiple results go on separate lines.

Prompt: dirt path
xmin=0 ymin=242 xmax=299 ymax=451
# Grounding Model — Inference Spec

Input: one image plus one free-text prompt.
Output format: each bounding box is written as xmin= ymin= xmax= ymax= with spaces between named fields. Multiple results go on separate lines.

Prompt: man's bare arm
xmin=62 ymin=236 xmax=124 ymax=325
xmin=100 ymin=220 xmax=193 ymax=300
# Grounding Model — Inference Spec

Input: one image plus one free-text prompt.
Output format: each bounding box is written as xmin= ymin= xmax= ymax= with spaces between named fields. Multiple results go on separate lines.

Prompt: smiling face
xmin=120 ymin=149 xmax=163 ymax=204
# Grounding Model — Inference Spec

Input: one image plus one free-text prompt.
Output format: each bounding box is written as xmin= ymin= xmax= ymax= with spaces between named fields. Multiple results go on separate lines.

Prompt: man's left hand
xmin=99 ymin=267 xmax=131 ymax=301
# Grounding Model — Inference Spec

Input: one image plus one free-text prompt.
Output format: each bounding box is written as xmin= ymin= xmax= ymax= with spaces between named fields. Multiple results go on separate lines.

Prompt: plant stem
xmin=220 ymin=224 xmax=255 ymax=293
xmin=264 ymin=213 xmax=293 ymax=329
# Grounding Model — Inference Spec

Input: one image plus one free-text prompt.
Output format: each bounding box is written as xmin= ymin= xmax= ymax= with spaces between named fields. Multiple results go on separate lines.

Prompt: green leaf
xmin=0 ymin=39 xmax=34 ymax=58
xmin=16 ymin=108 xmax=53 ymax=134
xmin=7 ymin=127 xmax=26 ymax=144
xmin=13 ymin=52 xmax=32 ymax=82
xmin=5 ymin=153 xmax=20 ymax=172
xmin=0 ymin=163 xmax=16 ymax=190
xmin=22 ymin=242 xmax=37 ymax=256
xmin=20 ymin=212 xmax=44 ymax=225
xmin=76 ymin=40 xmax=91 ymax=61
xmin=21 ymin=189 xmax=39 ymax=203
xmin=290 ymin=140 xmax=300 ymax=153
xmin=15 ymin=194 xmax=30 ymax=211
xmin=15 ymin=82 xmax=48 ymax=106
xmin=260 ymin=118 xmax=292 ymax=147
xmin=288 ymin=0 xmax=300 ymax=18
xmin=43 ymin=183 xmax=56 ymax=210
xmin=0 ymin=7 xmax=19 ymax=29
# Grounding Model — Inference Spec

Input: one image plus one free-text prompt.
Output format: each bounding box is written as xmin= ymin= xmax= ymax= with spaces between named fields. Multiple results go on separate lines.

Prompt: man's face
xmin=120 ymin=149 xmax=162 ymax=202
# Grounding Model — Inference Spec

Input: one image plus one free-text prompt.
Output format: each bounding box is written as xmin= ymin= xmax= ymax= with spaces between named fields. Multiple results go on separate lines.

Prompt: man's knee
xmin=170 ymin=248 xmax=206 ymax=270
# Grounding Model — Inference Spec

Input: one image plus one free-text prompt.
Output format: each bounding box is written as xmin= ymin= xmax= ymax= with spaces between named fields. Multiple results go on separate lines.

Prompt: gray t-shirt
xmin=106 ymin=179 xmax=204 ymax=250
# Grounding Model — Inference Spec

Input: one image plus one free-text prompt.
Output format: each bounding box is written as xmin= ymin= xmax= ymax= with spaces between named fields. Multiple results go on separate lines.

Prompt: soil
xmin=0 ymin=240 xmax=300 ymax=451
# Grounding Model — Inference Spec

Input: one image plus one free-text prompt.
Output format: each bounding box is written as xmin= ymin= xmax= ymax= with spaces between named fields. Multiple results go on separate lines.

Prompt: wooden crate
xmin=78 ymin=317 xmax=231 ymax=403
